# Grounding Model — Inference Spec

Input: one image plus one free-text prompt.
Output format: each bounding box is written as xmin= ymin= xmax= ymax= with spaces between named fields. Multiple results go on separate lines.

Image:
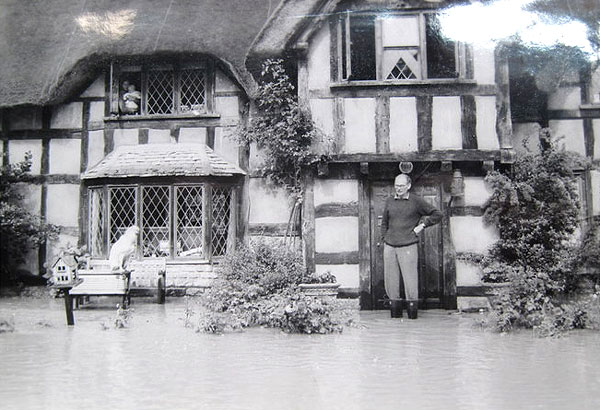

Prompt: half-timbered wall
xmin=1 ymin=63 xmax=247 ymax=291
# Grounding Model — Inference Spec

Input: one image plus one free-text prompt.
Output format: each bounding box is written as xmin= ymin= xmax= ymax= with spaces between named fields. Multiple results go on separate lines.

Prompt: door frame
xmin=358 ymin=173 xmax=457 ymax=310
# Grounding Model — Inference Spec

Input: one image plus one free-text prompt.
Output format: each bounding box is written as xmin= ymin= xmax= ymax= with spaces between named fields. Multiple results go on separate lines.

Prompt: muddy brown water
xmin=1 ymin=296 xmax=599 ymax=410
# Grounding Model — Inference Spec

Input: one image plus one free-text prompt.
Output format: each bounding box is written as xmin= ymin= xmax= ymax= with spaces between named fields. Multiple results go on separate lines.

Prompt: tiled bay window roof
xmin=82 ymin=144 xmax=245 ymax=179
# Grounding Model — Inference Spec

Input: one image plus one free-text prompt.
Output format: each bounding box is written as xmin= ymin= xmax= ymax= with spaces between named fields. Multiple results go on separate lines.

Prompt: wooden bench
xmin=70 ymin=258 xmax=167 ymax=308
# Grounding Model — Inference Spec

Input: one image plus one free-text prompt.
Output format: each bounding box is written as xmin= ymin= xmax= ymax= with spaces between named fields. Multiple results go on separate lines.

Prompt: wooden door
xmin=369 ymin=179 xmax=444 ymax=309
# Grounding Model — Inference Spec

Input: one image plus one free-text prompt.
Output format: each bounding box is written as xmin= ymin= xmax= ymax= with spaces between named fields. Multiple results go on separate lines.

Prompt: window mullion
xmin=174 ymin=68 xmax=181 ymax=114
xmin=344 ymin=11 xmax=352 ymax=80
xmin=375 ymin=17 xmax=383 ymax=81
xmin=141 ymin=68 xmax=148 ymax=115
xmin=419 ymin=13 xmax=427 ymax=79
xmin=204 ymin=185 xmax=212 ymax=261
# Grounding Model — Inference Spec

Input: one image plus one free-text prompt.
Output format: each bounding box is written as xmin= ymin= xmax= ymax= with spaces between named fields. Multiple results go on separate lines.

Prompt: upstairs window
xmin=338 ymin=12 xmax=462 ymax=82
xmin=112 ymin=60 xmax=212 ymax=116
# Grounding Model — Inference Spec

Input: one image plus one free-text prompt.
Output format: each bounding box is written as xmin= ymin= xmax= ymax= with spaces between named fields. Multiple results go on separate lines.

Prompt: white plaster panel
xmin=10 ymin=107 xmax=42 ymax=130
xmin=248 ymin=178 xmax=293 ymax=224
xmin=315 ymin=217 xmax=358 ymax=253
xmin=432 ymin=96 xmax=462 ymax=150
xmin=50 ymin=102 xmax=83 ymax=129
xmin=457 ymin=297 xmax=490 ymax=312
xmin=308 ymin=23 xmax=330 ymax=90
xmin=249 ymin=142 xmax=266 ymax=171
xmin=389 ymin=97 xmax=418 ymax=152
xmin=113 ymin=128 xmax=139 ymax=147
xmin=344 ymin=98 xmax=376 ymax=153
xmin=87 ymin=130 xmax=105 ymax=170
xmin=178 ymin=127 xmax=207 ymax=144
xmin=548 ymin=87 xmax=581 ymax=110
xmin=9 ymin=139 xmax=42 ymax=174
xmin=591 ymin=170 xmax=600 ymax=216
xmin=148 ymin=129 xmax=172 ymax=144
xmin=309 ymin=99 xmax=334 ymax=140
xmin=475 ymin=96 xmax=499 ymax=150
xmin=316 ymin=264 xmax=360 ymax=289
xmin=49 ymin=139 xmax=81 ymax=174
xmin=80 ymin=76 xmax=105 ymax=98
xmin=549 ymin=119 xmax=586 ymax=156
xmin=46 ymin=184 xmax=80 ymax=227
xmin=456 ymin=260 xmax=483 ymax=286
xmin=215 ymin=70 xmax=238 ymax=92
xmin=473 ymin=45 xmax=495 ymax=84
xmin=213 ymin=127 xmax=239 ymax=166
xmin=463 ymin=177 xmax=493 ymax=207
xmin=89 ymin=101 xmax=105 ymax=122
xmin=450 ymin=216 xmax=498 ymax=253
xmin=593 ymin=119 xmax=600 ymax=160
xmin=215 ymin=96 xmax=239 ymax=120
xmin=512 ymin=122 xmax=541 ymax=155
xmin=14 ymin=183 xmax=42 ymax=215
xmin=314 ymin=179 xmax=358 ymax=206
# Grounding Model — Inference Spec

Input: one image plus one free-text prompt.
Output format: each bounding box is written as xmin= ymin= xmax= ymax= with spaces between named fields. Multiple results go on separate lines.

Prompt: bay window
xmin=88 ymin=183 xmax=234 ymax=261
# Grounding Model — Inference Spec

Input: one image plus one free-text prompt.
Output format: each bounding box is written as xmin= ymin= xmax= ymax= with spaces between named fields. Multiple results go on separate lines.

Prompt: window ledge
xmin=104 ymin=113 xmax=221 ymax=122
xmin=580 ymin=103 xmax=600 ymax=110
xmin=330 ymin=79 xmax=478 ymax=88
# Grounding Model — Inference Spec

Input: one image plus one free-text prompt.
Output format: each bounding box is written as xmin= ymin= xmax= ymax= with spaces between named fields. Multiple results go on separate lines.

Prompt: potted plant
xmin=298 ymin=271 xmax=340 ymax=298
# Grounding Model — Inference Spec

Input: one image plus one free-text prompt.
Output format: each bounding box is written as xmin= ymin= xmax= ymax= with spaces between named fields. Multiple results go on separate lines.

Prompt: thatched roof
xmin=81 ymin=143 xmax=246 ymax=179
xmin=0 ymin=0 xmax=279 ymax=108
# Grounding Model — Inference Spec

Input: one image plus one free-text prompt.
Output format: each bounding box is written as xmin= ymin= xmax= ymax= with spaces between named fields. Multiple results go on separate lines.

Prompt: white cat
xmin=109 ymin=226 xmax=139 ymax=271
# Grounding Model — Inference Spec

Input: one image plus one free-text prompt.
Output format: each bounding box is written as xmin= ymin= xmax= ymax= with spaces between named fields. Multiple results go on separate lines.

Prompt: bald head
xmin=394 ymin=174 xmax=411 ymax=198
xmin=395 ymin=174 xmax=411 ymax=185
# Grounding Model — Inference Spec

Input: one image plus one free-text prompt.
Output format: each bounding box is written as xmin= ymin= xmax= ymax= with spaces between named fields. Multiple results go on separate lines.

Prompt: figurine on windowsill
xmin=122 ymin=83 xmax=141 ymax=115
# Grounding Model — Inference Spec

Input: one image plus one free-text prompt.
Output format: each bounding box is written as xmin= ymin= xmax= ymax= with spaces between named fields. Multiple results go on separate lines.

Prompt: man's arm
xmin=380 ymin=201 xmax=389 ymax=241
xmin=413 ymin=198 xmax=442 ymax=234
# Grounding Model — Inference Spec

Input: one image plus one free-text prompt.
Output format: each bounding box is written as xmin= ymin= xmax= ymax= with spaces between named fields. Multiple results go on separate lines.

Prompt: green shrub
xmin=481 ymin=130 xmax=592 ymax=334
xmin=196 ymin=241 xmax=347 ymax=334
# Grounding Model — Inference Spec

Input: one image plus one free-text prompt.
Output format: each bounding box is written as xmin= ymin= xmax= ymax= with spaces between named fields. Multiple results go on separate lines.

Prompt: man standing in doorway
xmin=381 ymin=174 xmax=442 ymax=319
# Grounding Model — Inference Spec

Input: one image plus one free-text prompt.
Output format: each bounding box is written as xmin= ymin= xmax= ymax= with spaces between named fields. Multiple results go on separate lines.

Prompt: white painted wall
xmin=472 ymin=45 xmax=495 ymax=84
xmin=89 ymin=101 xmax=105 ymax=123
xmin=148 ymin=129 xmax=171 ymax=144
xmin=213 ymin=127 xmax=239 ymax=166
xmin=87 ymin=130 xmax=105 ymax=170
xmin=50 ymin=103 xmax=83 ymax=129
xmin=432 ymin=96 xmax=462 ymax=150
xmin=179 ymin=127 xmax=207 ymax=144
xmin=80 ymin=75 xmax=105 ymax=98
xmin=14 ymin=183 xmax=42 ymax=215
xmin=49 ymin=139 xmax=81 ymax=174
xmin=548 ymin=87 xmax=581 ymax=110
xmin=46 ymin=184 xmax=80 ymax=227
xmin=455 ymin=260 xmax=482 ymax=286
xmin=215 ymin=96 xmax=239 ymax=120
xmin=593 ymin=119 xmax=600 ymax=160
xmin=309 ymin=98 xmax=334 ymax=144
xmin=475 ymin=96 xmax=499 ymax=150
xmin=463 ymin=177 xmax=493 ymax=207
xmin=248 ymin=178 xmax=293 ymax=224
xmin=113 ymin=128 xmax=138 ymax=147
xmin=591 ymin=170 xmax=600 ymax=216
xmin=314 ymin=179 xmax=357 ymax=206
xmin=9 ymin=139 xmax=42 ymax=174
xmin=450 ymin=216 xmax=498 ymax=253
xmin=344 ymin=98 xmax=376 ymax=153
xmin=315 ymin=216 xmax=358 ymax=253
xmin=316 ymin=264 xmax=359 ymax=289
xmin=549 ymin=119 xmax=586 ymax=156
xmin=308 ymin=23 xmax=330 ymax=90
xmin=389 ymin=97 xmax=418 ymax=152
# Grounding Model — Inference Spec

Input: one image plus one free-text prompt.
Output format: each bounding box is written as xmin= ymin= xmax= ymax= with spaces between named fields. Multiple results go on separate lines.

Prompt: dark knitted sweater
xmin=381 ymin=194 xmax=442 ymax=247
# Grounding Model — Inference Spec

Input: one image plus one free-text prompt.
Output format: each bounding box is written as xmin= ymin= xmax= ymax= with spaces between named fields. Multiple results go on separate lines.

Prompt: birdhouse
xmin=51 ymin=256 xmax=77 ymax=285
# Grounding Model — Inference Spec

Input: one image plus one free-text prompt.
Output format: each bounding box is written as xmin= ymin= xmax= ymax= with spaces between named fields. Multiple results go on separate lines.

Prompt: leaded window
xmin=112 ymin=60 xmax=211 ymax=116
xmin=88 ymin=184 xmax=234 ymax=261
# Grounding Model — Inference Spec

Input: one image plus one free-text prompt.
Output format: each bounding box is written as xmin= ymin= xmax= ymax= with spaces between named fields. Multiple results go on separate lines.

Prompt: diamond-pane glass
xmin=387 ymin=58 xmax=417 ymax=80
xmin=89 ymin=188 xmax=106 ymax=257
xmin=109 ymin=187 xmax=137 ymax=245
xmin=211 ymin=187 xmax=231 ymax=257
xmin=180 ymin=69 xmax=206 ymax=113
xmin=142 ymin=186 xmax=171 ymax=257
xmin=176 ymin=186 xmax=204 ymax=258
xmin=147 ymin=70 xmax=174 ymax=114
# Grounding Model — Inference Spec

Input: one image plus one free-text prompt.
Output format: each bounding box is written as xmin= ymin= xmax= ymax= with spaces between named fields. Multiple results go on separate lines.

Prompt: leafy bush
xmin=1 ymin=153 xmax=58 ymax=284
xmin=481 ymin=130 xmax=593 ymax=333
xmin=196 ymin=241 xmax=347 ymax=334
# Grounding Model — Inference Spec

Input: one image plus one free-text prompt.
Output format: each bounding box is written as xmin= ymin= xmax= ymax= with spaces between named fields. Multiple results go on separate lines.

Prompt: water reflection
xmin=1 ymin=297 xmax=599 ymax=410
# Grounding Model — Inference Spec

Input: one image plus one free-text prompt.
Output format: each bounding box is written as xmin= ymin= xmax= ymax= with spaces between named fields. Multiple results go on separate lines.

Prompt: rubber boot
xmin=407 ymin=300 xmax=418 ymax=319
xmin=390 ymin=299 xmax=403 ymax=318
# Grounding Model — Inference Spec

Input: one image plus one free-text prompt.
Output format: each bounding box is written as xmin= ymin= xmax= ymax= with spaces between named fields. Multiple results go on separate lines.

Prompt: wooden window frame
xmin=336 ymin=11 xmax=467 ymax=83
xmin=110 ymin=58 xmax=215 ymax=117
xmin=88 ymin=182 xmax=235 ymax=262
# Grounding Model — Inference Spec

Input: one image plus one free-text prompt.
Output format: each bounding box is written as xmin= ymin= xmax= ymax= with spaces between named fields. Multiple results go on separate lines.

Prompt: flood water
xmin=1 ymin=296 xmax=599 ymax=410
